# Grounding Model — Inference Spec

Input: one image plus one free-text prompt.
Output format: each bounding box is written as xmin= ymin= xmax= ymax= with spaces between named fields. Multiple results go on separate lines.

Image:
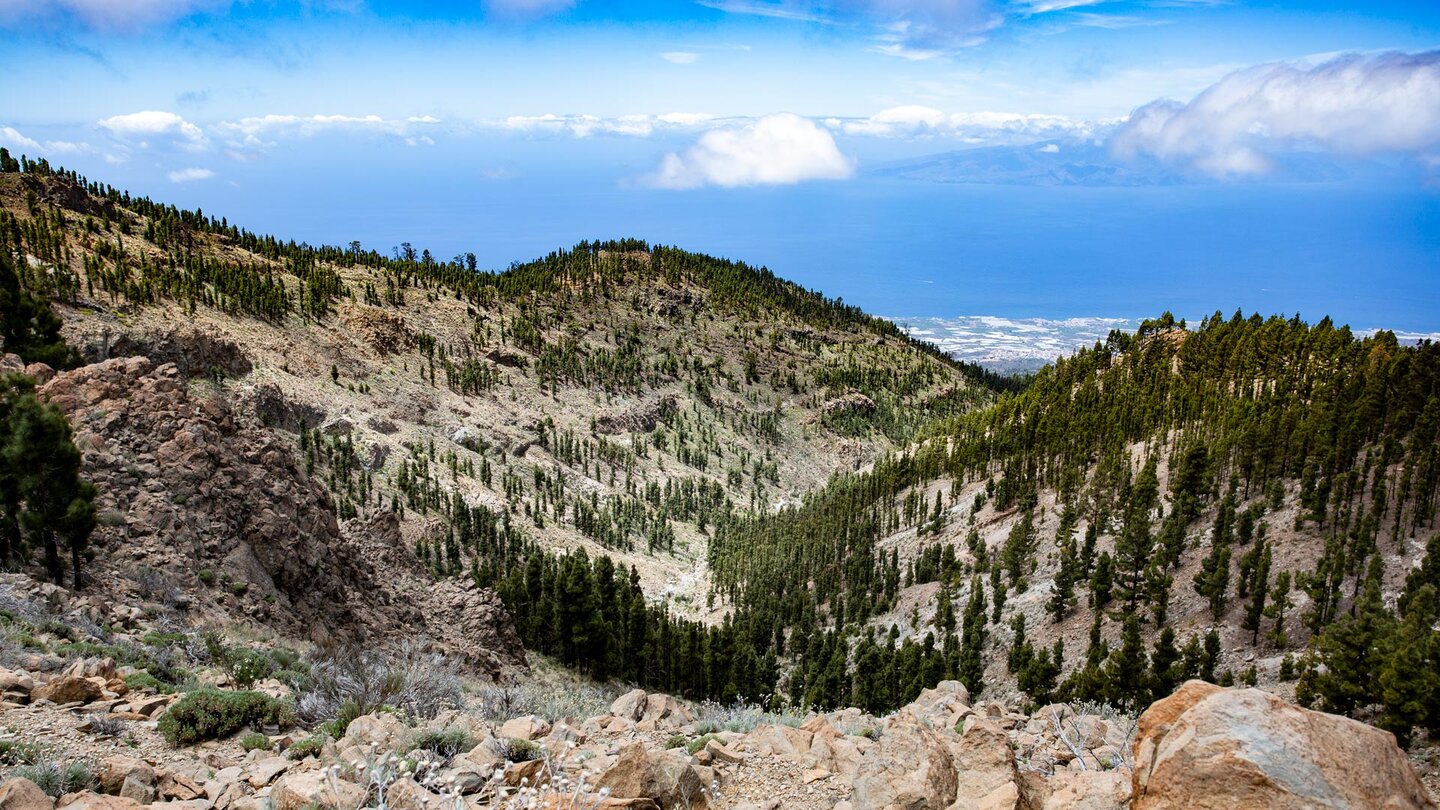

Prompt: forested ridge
xmin=3 ymin=148 xmax=1439 ymax=746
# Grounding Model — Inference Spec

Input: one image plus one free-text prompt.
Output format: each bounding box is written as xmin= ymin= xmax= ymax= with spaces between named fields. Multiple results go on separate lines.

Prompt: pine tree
xmin=1105 ymin=613 xmax=1150 ymax=709
xmin=1150 ymin=626 xmax=1182 ymax=702
xmin=4 ymin=388 xmax=96 ymax=588
xmin=1115 ymin=456 xmax=1159 ymax=615
xmin=1264 ymin=570 xmax=1293 ymax=648
xmin=1309 ymin=557 xmax=1393 ymax=715
xmin=1377 ymin=585 xmax=1437 ymax=747
xmin=1242 ymin=542 xmax=1272 ymax=644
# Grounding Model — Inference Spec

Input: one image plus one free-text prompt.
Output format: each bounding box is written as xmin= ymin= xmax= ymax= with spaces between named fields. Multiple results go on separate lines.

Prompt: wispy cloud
xmin=166 ymin=167 xmax=214 ymax=182
xmin=0 ymin=0 xmax=230 ymax=31
xmin=645 ymin=113 xmax=855 ymax=189
xmin=212 ymin=114 xmax=441 ymax=149
xmin=840 ymin=105 xmax=1096 ymax=141
xmin=483 ymin=0 xmax=574 ymax=19
xmin=0 ymin=126 xmax=85 ymax=157
xmin=500 ymin=112 xmax=717 ymax=138
xmin=660 ymin=51 xmax=701 ymax=64
xmin=1111 ymin=50 xmax=1440 ymax=176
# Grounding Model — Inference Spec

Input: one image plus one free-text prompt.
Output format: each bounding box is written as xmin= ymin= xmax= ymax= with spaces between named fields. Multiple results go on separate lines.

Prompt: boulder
xmin=498 ymin=715 xmax=551 ymax=741
xmin=53 ymin=794 xmax=140 ymax=810
xmin=0 ymin=778 xmax=53 ymax=810
xmin=610 ymin=689 xmax=649 ymax=722
xmin=596 ymin=743 xmax=710 ymax=809
xmin=1132 ymin=680 xmax=1436 ymax=810
xmin=269 ymin=771 xmax=367 ymax=810
xmin=641 ymin=693 xmax=692 ymax=727
xmin=948 ymin=719 xmax=1018 ymax=808
xmin=32 ymin=675 xmax=102 ymax=705
xmin=340 ymin=712 xmax=409 ymax=752
xmin=903 ymin=680 xmax=971 ymax=727
xmin=384 ymin=777 xmax=442 ymax=810
xmin=244 ymin=757 xmax=290 ymax=788
xmin=851 ymin=710 xmax=957 ymax=810
xmin=1019 ymin=770 xmax=1130 ymax=810
xmin=97 ymin=758 xmax=155 ymax=798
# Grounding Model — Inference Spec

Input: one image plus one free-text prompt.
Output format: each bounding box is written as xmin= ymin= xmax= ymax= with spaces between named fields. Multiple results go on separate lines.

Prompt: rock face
xmin=1132 ymin=680 xmax=1437 ymax=810
xmin=850 ymin=710 xmax=957 ymax=810
xmin=36 ymin=357 xmax=524 ymax=672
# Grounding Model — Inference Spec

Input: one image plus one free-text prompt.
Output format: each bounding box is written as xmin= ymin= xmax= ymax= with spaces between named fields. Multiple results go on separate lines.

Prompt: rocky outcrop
xmin=39 ymin=357 xmax=363 ymax=642
xmin=93 ymin=330 xmax=252 ymax=379
xmin=1132 ymin=680 xmax=1436 ymax=810
xmin=35 ymin=357 xmax=523 ymax=672
xmin=595 ymin=396 xmax=676 ymax=435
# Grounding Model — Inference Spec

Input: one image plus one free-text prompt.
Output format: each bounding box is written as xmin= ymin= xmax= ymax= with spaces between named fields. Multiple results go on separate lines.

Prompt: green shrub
xmin=198 ymin=569 xmax=216 ymax=586
xmin=407 ymin=729 xmax=473 ymax=760
xmin=124 ymin=672 xmax=175 ymax=695
xmin=685 ymin=734 xmax=719 ymax=755
xmin=505 ymin=739 xmax=540 ymax=762
xmin=11 ymin=761 xmax=94 ymax=798
xmin=239 ymin=732 xmax=272 ymax=752
xmin=229 ymin=650 xmax=274 ymax=689
xmin=286 ymin=736 xmax=326 ymax=761
xmin=663 ymin=735 xmax=687 ymax=749
xmin=319 ymin=699 xmax=365 ymax=739
xmin=157 ymin=689 xmax=294 ymax=746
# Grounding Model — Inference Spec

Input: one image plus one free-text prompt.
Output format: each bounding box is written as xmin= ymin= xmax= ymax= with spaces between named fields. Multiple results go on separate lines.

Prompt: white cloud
xmin=1 ymin=125 xmax=43 ymax=152
xmin=1038 ymin=143 xmax=1060 ymax=153
xmin=660 ymin=52 xmax=701 ymax=64
xmin=212 ymin=114 xmax=440 ymax=148
xmin=166 ymin=167 xmax=214 ymax=183
xmin=843 ymin=105 xmax=1094 ymax=142
xmin=499 ymin=113 xmax=716 ymax=138
xmin=98 ymin=110 xmax=208 ymax=151
xmin=645 ymin=113 xmax=855 ymax=189
xmin=1111 ymin=50 xmax=1440 ymax=176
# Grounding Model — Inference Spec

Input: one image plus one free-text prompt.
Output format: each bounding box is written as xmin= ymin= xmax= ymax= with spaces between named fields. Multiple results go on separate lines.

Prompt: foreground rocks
xmin=1 ymin=662 xmax=1434 ymax=810
xmin=1132 ymin=680 xmax=1436 ymax=810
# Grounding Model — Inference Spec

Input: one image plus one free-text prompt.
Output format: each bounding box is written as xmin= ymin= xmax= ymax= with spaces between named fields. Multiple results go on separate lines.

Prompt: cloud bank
xmin=1111 ymin=50 xmax=1440 ymax=176
xmin=646 ymin=113 xmax=854 ymax=189
xmin=98 ymin=110 xmax=209 ymax=150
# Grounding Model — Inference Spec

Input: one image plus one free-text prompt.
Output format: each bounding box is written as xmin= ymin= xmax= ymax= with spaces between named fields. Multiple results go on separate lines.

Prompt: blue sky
xmin=3 ymin=0 xmax=1439 ymax=338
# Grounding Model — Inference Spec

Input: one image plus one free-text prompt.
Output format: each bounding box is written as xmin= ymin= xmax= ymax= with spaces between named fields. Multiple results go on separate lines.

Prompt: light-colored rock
xmin=610 ymin=689 xmax=649 ymax=722
xmin=596 ymin=744 xmax=710 ymax=810
xmin=904 ymin=680 xmax=971 ymax=728
xmin=0 ymin=778 xmax=54 ymax=810
xmin=340 ymin=712 xmax=409 ymax=752
xmin=948 ymin=718 xmax=1017 ymax=807
xmin=54 ymin=794 xmax=141 ymax=810
xmin=33 ymin=675 xmax=103 ymax=705
xmin=384 ymin=777 xmax=441 ymax=810
xmin=851 ymin=710 xmax=957 ymax=810
xmin=98 ymin=758 xmax=155 ymax=798
xmin=1132 ymin=680 xmax=1436 ymax=810
xmin=157 ymin=773 xmax=204 ymax=803
xmin=498 ymin=715 xmax=551 ymax=741
xmin=1021 ymin=770 xmax=1130 ymax=810
xmin=244 ymin=758 xmax=290 ymax=788
xmin=0 ymin=670 xmax=35 ymax=695
xmin=269 ymin=772 xmax=367 ymax=810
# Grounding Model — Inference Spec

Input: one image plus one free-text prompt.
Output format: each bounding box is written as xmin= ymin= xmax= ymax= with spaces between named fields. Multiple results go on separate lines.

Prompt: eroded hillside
xmin=0 ymin=163 xmax=995 ymax=634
